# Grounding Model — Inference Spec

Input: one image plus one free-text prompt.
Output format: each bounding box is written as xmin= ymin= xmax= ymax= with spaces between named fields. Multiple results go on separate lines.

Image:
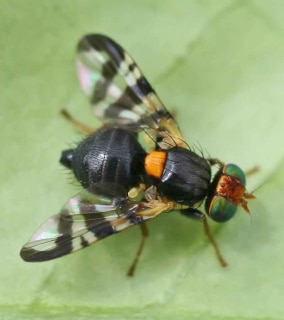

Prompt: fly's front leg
xmin=180 ymin=208 xmax=227 ymax=268
xmin=207 ymin=158 xmax=259 ymax=177
xmin=207 ymin=158 xmax=224 ymax=167
xmin=244 ymin=166 xmax=260 ymax=176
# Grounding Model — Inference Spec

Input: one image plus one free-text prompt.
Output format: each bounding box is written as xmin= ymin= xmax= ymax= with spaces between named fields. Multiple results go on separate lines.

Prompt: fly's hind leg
xmin=59 ymin=109 xmax=97 ymax=170
xmin=61 ymin=109 xmax=94 ymax=134
xmin=127 ymin=223 xmax=149 ymax=277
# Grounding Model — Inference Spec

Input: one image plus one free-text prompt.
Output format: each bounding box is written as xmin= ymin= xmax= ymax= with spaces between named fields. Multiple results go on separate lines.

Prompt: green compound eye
xmin=223 ymin=163 xmax=246 ymax=185
xmin=205 ymin=163 xmax=248 ymax=223
xmin=207 ymin=196 xmax=238 ymax=223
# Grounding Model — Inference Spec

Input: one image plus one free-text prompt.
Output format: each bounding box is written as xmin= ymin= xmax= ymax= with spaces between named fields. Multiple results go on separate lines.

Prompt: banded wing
xmin=20 ymin=190 xmax=159 ymax=262
xmin=77 ymin=34 xmax=186 ymax=148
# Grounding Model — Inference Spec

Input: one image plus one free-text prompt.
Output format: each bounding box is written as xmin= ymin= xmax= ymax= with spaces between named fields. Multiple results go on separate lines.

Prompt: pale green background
xmin=1 ymin=1 xmax=284 ymax=319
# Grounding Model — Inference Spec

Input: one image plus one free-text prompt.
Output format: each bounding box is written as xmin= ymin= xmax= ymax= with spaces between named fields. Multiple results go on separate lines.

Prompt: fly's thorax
xmin=145 ymin=147 xmax=211 ymax=206
xmin=61 ymin=128 xmax=146 ymax=189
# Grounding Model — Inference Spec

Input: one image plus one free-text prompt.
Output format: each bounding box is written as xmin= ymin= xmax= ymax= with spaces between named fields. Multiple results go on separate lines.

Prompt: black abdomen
xmin=70 ymin=128 xmax=146 ymax=189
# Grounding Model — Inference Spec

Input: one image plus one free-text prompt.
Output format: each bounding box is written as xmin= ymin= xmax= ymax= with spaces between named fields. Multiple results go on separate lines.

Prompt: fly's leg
xmin=126 ymin=199 xmax=179 ymax=276
xmin=127 ymin=223 xmax=149 ymax=277
xmin=207 ymin=158 xmax=259 ymax=177
xmin=61 ymin=109 xmax=94 ymax=134
xmin=245 ymin=166 xmax=260 ymax=176
xmin=126 ymin=185 xmax=150 ymax=276
xmin=201 ymin=214 xmax=227 ymax=267
xmin=180 ymin=208 xmax=227 ymax=267
xmin=207 ymin=158 xmax=224 ymax=167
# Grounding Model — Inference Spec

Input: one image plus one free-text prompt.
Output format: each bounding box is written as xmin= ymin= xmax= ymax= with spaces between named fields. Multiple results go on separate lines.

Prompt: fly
xmin=20 ymin=34 xmax=255 ymax=276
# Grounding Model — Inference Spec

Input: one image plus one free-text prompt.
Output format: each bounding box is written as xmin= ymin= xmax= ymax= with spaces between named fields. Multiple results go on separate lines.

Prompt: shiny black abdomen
xmin=71 ymin=128 xmax=146 ymax=189
xmin=157 ymin=147 xmax=211 ymax=206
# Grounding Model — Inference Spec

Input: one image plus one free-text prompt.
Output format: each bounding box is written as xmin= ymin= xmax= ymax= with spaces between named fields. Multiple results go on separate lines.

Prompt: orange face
xmin=216 ymin=175 xmax=246 ymax=203
xmin=215 ymin=174 xmax=255 ymax=214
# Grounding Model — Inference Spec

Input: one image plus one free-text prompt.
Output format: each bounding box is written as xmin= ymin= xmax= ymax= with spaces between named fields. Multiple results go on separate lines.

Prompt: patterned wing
xmin=20 ymin=190 xmax=160 ymax=262
xmin=76 ymin=34 xmax=186 ymax=147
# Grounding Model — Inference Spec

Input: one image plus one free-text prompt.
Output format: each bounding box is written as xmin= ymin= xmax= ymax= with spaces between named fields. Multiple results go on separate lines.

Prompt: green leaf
xmin=1 ymin=1 xmax=283 ymax=319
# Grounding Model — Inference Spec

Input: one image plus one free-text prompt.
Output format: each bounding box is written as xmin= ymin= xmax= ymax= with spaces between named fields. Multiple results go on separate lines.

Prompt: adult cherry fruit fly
xmin=20 ymin=34 xmax=255 ymax=276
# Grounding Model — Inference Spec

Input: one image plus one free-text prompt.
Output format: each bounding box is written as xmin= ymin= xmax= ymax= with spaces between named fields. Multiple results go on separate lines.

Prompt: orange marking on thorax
xmin=145 ymin=151 xmax=167 ymax=179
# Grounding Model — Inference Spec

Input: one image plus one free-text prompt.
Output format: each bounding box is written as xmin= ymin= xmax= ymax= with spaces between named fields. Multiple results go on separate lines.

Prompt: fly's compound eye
xmin=206 ymin=164 xmax=251 ymax=223
xmin=207 ymin=196 xmax=238 ymax=222
xmin=223 ymin=163 xmax=246 ymax=185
